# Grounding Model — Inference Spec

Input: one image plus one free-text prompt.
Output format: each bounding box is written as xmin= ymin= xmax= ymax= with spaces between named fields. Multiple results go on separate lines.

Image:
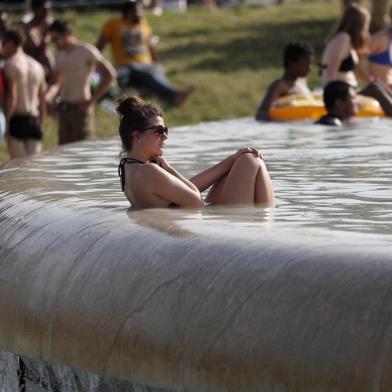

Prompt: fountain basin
xmin=0 ymin=117 xmax=391 ymax=391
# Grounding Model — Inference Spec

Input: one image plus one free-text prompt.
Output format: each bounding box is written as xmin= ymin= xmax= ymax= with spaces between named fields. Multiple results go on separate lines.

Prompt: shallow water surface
xmin=1 ymin=117 xmax=392 ymax=391
xmin=1 ymin=117 xmax=391 ymax=241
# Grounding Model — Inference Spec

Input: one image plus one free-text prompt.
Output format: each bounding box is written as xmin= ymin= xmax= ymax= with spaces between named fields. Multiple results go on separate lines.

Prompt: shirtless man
xmin=46 ymin=20 xmax=116 ymax=145
xmin=2 ymin=30 xmax=46 ymax=159
xmin=255 ymin=41 xmax=314 ymax=121
xmin=23 ymin=0 xmax=54 ymax=82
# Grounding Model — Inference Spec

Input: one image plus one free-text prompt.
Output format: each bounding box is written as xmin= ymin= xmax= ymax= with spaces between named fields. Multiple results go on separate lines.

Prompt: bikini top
xmin=118 ymin=157 xmax=179 ymax=208
xmin=118 ymin=157 xmax=145 ymax=192
xmin=320 ymin=52 xmax=356 ymax=74
xmin=339 ymin=52 xmax=356 ymax=72
xmin=368 ymin=33 xmax=392 ymax=66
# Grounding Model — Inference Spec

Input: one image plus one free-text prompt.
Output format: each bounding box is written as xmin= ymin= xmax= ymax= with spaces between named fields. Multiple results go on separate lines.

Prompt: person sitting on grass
xmin=96 ymin=0 xmax=194 ymax=106
xmin=117 ymin=96 xmax=275 ymax=209
xmin=255 ymin=41 xmax=314 ymax=121
xmin=315 ymin=80 xmax=358 ymax=126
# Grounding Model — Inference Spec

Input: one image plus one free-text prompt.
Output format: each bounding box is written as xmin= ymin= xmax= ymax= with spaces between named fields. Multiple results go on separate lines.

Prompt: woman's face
xmin=137 ymin=116 xmax=168 ymax=158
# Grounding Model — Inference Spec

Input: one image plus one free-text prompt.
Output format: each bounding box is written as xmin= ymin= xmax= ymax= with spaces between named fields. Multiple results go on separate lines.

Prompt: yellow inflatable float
xmin=269 ymin=94 xmax=385 ymax=121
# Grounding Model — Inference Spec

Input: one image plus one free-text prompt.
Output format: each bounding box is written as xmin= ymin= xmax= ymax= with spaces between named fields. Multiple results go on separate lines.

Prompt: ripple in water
xmin=1 ymin=117 xmax=391 ymax=238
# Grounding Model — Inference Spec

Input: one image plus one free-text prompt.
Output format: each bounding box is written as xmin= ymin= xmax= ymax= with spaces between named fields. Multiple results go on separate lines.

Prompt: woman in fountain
xmin=320 ymin=4 xmax=392 ymax=116
xmin=117 ymin=96 xmax=275 ymax=209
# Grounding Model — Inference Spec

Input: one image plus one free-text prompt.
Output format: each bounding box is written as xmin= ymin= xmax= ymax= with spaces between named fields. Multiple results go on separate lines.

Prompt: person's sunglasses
xmin=141 ymin=125 xmax=169 ymax=136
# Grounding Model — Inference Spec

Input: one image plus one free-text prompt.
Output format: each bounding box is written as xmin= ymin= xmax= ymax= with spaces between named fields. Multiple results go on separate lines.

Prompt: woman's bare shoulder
xmin=134 ymin=162 xmax=173 ymax=184
xmin=332 ymin=32 xmax=351 ymax=45
xmin=325 ymin=32 xmax=351 ymax=56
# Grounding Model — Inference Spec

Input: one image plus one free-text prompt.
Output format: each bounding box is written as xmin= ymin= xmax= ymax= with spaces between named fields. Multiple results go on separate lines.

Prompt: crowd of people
xmin=256 ymin=1 xmax=392 ymax=125
xmin=117 ymin=0 xmax=392 ymax=209
xmin=0 ymin=0 xmax=195 ymax=160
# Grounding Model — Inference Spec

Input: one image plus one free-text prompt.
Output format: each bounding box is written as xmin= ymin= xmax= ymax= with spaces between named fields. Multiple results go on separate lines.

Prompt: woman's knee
xmin=233 ymin=153 xmax=261 ymax=173
xmin=234 ymin=152 xmax=260 ymax=167
xmin=362 ymin=82 xmax=392 ymax=116
xmin=362 ymin=81 xmax=384 ymax=97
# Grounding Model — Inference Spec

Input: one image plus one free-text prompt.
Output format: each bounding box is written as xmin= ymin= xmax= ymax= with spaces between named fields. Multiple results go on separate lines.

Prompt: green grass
xmin=2 ymin=0 xmax=343 ymax=161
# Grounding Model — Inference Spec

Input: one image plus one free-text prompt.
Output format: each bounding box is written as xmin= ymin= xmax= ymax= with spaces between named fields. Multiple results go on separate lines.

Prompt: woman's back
xmin=122 ymin=162 xmax=179 ymax=208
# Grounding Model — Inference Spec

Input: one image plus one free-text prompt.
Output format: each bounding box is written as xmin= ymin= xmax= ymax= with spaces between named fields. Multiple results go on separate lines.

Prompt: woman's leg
xmin=206 ymin=153 xmax=275 ymax=206
xmin=255 ymin=160 xmax=275 ymax=204
xmin=360 ymin=81 xmax=392 ymax=117
xmin=204 ymin=173 xmax=228 ymax=204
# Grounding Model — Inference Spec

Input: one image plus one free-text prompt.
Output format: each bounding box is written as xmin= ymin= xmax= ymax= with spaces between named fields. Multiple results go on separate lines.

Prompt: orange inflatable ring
xmin=268 ymin=95 xmax=385 ymax=121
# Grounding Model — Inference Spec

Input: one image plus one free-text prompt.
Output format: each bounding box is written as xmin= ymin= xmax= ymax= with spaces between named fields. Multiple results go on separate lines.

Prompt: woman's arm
xmin=190 ymin=148 xmax=262 ymax=192
xmin=368 ymin=30 xmax=386 ymax=55
xmin=356 ymin=52 xmax=373 ymax=84
xmin=153 ymin=155 xmax=199 ymax=193
xmin=144 ymin=163 xmax=203 ymax=208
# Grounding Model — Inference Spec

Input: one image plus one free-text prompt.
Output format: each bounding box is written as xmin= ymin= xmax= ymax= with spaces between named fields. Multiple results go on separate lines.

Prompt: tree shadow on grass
xmin=160 ymin=17 xmax=336 ymax=73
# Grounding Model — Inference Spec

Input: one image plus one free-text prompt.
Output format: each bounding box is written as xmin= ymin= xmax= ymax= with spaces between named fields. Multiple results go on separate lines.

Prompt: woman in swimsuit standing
xmin=321 ymin=4 xmax=392 ymax=117
xmin=368 ymin=6 xmax=392 ymax=88
xmin=320 ymin=4 xmax=369 ymax=88
xmin=117 ymin=96 xmax=275 ymax=209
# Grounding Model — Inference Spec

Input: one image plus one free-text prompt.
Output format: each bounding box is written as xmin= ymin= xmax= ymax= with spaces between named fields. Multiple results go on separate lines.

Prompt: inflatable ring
xmin=269 ymin=95 xmax=385 ymax=121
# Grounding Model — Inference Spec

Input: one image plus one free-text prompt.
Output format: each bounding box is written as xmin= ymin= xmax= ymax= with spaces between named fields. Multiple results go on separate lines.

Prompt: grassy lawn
xmin=1 ymin=0 xmax=344 ymax=161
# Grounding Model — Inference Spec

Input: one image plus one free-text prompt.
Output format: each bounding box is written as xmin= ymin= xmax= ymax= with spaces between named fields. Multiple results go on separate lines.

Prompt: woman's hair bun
xmin=116 ymin=96 xmax=145 ymax=116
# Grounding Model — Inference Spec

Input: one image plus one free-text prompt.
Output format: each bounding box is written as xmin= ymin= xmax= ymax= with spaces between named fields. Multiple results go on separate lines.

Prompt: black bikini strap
xmin=118 ymin=158 xmax=145 ymax=192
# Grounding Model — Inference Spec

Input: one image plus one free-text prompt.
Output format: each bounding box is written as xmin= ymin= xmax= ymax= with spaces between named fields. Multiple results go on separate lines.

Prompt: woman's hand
xmin=151 ymin=155 xmax=170 ymax=171
xmin=232 ymin=148 xmax=264 ymax=161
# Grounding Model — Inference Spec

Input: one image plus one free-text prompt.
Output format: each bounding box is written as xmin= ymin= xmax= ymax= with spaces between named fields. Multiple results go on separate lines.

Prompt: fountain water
xmin=0 ymin=118 xmax=391 ymax=391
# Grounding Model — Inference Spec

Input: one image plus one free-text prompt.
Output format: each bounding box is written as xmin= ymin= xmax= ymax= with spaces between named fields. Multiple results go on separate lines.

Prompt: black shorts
xmin=9 ymin=115 xmax=42 ymax=141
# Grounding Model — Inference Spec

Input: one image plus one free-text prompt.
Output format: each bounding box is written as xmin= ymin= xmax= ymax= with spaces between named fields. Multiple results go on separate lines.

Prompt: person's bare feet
xmin=174 ymin=86 xmax=196 ymax=105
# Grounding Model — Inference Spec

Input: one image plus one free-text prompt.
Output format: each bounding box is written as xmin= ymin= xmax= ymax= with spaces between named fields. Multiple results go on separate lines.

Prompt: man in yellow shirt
xmin=96 ymin=0 xmax=194 ymax=105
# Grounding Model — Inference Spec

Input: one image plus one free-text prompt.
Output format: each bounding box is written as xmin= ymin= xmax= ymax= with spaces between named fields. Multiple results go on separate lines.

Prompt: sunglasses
xmin=141 ymin=124 xmax=169 ymax=137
